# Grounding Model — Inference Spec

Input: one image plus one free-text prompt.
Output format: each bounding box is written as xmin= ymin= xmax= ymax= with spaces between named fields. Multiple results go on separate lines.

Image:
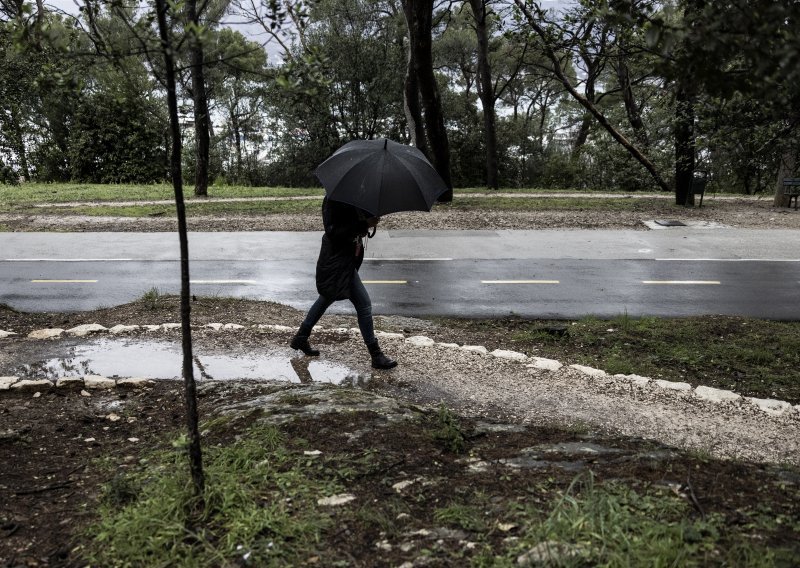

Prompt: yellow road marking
xmin=191 ymin=280 xmax=257 ymax=284
xmin=482 ymin=280 xmax=560 ymax=284
xmin=362 ymin=280 xmax=407 ymax=284
xmin=31 ymin=279 xmax=98 ymax=283
xmin=642 ymin=280 xmax=720 ymax=285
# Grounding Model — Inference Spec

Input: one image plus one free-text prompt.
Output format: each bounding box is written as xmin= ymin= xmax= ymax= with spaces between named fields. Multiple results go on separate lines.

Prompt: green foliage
xmin=85 ymin=425 xmax=340 ymax=566
xmin=140 ymin=287 xmax=164 ymax=310
xmin=432 ymin=404 xmax=466 ymax=454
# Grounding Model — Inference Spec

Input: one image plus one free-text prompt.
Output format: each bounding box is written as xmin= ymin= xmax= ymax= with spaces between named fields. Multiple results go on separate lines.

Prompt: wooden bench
xmin=783 ymin=178 xmax=800 ymax=210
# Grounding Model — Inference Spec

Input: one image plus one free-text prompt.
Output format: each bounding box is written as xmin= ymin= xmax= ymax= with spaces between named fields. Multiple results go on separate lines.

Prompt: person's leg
xmin=350 ymin=272 xmax=397 ymax=369
xmin=291 ymin=295 xmax=333 ymax=356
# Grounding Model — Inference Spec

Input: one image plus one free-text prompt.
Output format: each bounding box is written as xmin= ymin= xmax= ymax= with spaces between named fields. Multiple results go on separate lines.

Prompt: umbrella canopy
xmin=314 ymin=138 xmax=449 ymax=217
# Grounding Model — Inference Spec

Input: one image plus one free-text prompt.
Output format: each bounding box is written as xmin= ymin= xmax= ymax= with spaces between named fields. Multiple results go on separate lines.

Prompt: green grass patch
xmin=485 ymin=473 xmax=790 ymax=567
xmin=445 ymin=196 xmax=673 ymax=212
xmin=25 ymin=198 xmax=323 ymax=217
xmin=449 ymin=315 xmax=800 ymax=403
xmin=83 ymin=424 xmax=342 ymax=567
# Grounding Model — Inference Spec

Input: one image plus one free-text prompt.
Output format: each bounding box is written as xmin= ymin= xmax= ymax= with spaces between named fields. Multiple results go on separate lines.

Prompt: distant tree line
xmin=1 ymin=0 xmax=798 ymax=201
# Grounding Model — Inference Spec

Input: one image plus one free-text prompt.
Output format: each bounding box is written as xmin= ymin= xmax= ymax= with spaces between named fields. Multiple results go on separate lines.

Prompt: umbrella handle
xmin=367 ymin=227 xmax=377 ymax=239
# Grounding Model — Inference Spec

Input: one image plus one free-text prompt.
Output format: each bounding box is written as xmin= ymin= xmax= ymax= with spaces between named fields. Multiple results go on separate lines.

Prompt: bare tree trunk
xmin=773 ymin=149 xmax=796 ymax=207
xmin=617 ymin=52 xmax=649 ymax=151
xmin=187 ymin=0 xmax=210 ymax=197
xmin=401 ymin=0 xmax=428 ymax=155
xmin=675 ymin=84 xmax=695 ymax=205
xmin=513 ymin=0 xmax=670 ymax=193
xmin=403 ymin=0 xmax=453 ymax=200
xmin=468 ymin=0 xmax=498 ymax=189
xmin=9 ymin=106 xmax=29 ymax=179
xmin=155 ymin=0 xmax=205 ymax=505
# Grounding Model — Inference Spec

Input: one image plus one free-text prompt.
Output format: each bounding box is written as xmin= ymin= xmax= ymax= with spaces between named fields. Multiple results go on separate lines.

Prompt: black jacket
xmin=315 ymin=198 xmax=370 ymax=300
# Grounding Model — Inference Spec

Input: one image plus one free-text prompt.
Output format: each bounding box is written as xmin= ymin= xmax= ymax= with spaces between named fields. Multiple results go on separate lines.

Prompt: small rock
xmin=160 ymin=323 xmax=181 ymax=330
xmin=55 ymin=377 xmax=84 ymax=389
xmin=405 ymin=335 xmax=435 ymax=347
xmin=527 ymin=357 xmax=563 ymax=371
xmin=109 ymin=324 xmax=140 ymax=334
xmin=317 ymin=493 xmax=356 ymax=506
xmin=107 ymin=413 xmax=121 ymax=422
xmin=141 ymin=325 xmax=161 ymax=332
xmin=28 ymin=328 xmax=65 ymax=340
xmin=10 ymin=379 xmax=52 ymax=392
xmin=84 ymin=375 xmax=115 ymax=389
xmin=0 ymin=376 xmax=19 ymax=390
xmin=497 ymin=522 xmax=517 ymax=532
xmin=460 ymin=345 xmax=488 ymax=355
xmin=84 ymin=437 xmax=96 ymax=443
xmin=392 ymin=479 xmax=418 ymax=492
xmin=694 ymin=385 xmax=741 ymax=403
xmin=128 ymin=437 xmax=140 ymax=443
xmin=66 ymin=323 xmax=107 ymax=337
xmin=613 ymin=373 xmax=651 ymax=387
xmin=222 ymin=323 xmax=245 ymax=330
xmin=436 ymin=342 xmax=460 ymax=349
xmin=569 ymin=364 xmax=607 ymax=378
xmin=32 ymin=391 xmax=42 ymax=398
xmin=745 ymin=397 xmax=793 ymax=417
xmin=303 ymin=450 xmax=322 ymax=456
xmin=0 ymin=329 xmax=17 ymax=338
xmin=490 ymin=349 xmax=528 ymax=362
xmin=654 ymin=379 xmax=692 ymax=392
xmin=376 ymin=331 xmax=404 ymax=340
xmin=80 ymin=390 xmax=91 ymax=397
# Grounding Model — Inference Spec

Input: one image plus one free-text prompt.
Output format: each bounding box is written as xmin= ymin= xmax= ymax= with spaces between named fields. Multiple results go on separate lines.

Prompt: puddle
xmin=6 ymin=338 xmax=368 ymax=386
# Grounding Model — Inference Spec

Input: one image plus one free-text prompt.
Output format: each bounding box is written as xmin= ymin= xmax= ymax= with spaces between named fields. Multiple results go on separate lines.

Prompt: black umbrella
xmin=314 ymin=138 xmax=449 ymax=217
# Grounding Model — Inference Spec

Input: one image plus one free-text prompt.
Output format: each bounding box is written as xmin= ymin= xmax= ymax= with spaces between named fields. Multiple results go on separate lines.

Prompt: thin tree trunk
xmin=401 ymin=0 xmax=427 ymax=154
xmin=513 ymin=0 xmax=670 ymax=193
xmin=468 ymin=0 xmax=498 ymax=189
xmin=155 ymin=0 xmax=205 ymax=505
xmin=187 ymin=0 xmax=210 ymax=197
xmin=773 ymin=149 xmax=796 ymax=207
xmin=9 ymin=106 xmax=29 ymax=180
xmin=404 ymin=0 xmax=453 ymax=199
xmin=675 ymin=84 xmax=695 ymax=205
xmin=617 ymin=52 xmax=649 ymax=151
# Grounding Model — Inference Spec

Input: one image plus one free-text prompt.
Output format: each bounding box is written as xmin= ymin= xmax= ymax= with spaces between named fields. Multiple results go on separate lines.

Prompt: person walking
xmin=291 ymin=197 xmax=397 ymax=369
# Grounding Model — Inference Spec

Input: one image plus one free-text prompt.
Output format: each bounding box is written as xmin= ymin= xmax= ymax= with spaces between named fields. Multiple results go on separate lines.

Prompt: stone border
xmin=2 ymin=323 xmax=799 ymax=419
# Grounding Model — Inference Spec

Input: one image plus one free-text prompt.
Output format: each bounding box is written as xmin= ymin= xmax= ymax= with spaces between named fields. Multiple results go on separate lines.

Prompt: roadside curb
xmin=1 ymin=323 xmax=799 ymax=420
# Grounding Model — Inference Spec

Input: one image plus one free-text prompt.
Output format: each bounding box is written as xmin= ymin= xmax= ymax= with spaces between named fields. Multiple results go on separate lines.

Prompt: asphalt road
xmin=1 ymin=229 xmax=799 ymax=319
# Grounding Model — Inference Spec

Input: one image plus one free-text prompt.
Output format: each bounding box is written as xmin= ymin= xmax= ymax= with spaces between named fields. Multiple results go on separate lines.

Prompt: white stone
xmin=527 ymin=357 xmax=563 ymax=372
xmin=654 ymin=379 xmax=692 ymax=392
xmin=66 ymin=323 xmax=107 ymax=337
xmin=745 ymin=397 xmax=793 ymax=417
xmin=436 ymin=342 xmax=460 ymax=349
xmin=0 ymin=329 xmax=16 ymax=338
xmin=205 ymin=323 xmax=224 ymax=330
xmin=117 ymin=378 xmax=156 ymax=388
xmin=257 ymin=324 xmax=294 ymax=332
xmin=613 ymin=374 xmax=651 ymax=388
xmin=375 ymin=331 xmax=404 ymax=340
xmin=141 ymin=325 xmax=161 ymax=332
xmin=0 ymin=376 xmax=19 ymax=390
xmin=405 ymin=335 xmax=435 ymax=347
xmin=317 ymin=493 xmax=356 ymax=506
xmin=55 ymin=377 xmax=84 ymax=389
xmin=10 ymin=379 xmax=52 ymax=391
xmin=109 ymin=324 xmax=140 ymax=334
xmin=694 ymin=385 xmax=741 ymax=403
xmin=84 ymin=375 xmax=116 ymax=389
xmin=222 ymin=323 xmax=245 ymax=330
xmin=303 ymin=450 xmax=322 ymax=456
xmin=80 ymin=390 xmax=91 ymax=397
xmin=392 ymin=479 xmax=418 ymax=492
xmin=28 ymin=328 xmax=64 ymax=339
xmin=569 ymin=364 xmax=607 ymax=378
xmin=160 ymin=323 xmax=181 ymax=330
xmin=490 ymin=349 xmax=528 ymax=362
xmin=461 ymin=345 xmax=488 ymax=355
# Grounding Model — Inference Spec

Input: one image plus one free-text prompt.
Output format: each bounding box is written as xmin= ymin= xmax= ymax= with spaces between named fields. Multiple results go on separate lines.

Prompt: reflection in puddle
xmin=8 ymin=338 xmax=366 ymax=386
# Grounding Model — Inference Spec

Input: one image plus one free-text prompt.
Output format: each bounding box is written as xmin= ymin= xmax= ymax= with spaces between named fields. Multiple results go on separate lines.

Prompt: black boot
xmin=367 ymin=341 xmax=397 ymax=369
xmin=290 ymin=324 xmax=320 ymax=356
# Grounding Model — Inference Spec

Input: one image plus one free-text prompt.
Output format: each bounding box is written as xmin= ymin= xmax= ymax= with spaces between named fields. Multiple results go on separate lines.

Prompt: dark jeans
xmin=301 ymin=270 xmax=376 ymax=345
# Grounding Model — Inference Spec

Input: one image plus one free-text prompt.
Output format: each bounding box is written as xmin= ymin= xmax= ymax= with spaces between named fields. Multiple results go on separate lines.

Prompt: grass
xmin=446 ymin=315 xmax=800 ymax=404
xmin=84 ymin=424 xmax=341 ymax=567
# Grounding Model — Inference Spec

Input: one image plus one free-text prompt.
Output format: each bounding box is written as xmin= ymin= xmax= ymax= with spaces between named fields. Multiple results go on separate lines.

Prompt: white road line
xmin=656 ymin=258 xmax=800 ymax=262
xmin=5 ymin=258 xmax=134 ymax=262
xmin=364 ymin=258 xmax=453 ymax=262
xmin=642 ymin=280 xmax=720 ymax=285
xmin=31 ymin=279 xmax=98 ymax=283
xmin=362 ymin=280 xmax=408 ymax=284
xmin=190 ymin=280 xmax=257 ymax=285
xmin=482 ymin=280 xmax=560 ymax=284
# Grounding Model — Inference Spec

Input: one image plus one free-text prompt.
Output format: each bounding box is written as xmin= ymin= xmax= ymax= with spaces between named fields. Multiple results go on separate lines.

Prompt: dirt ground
xmin=2 ymin=299 xmax=800 ymax=566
